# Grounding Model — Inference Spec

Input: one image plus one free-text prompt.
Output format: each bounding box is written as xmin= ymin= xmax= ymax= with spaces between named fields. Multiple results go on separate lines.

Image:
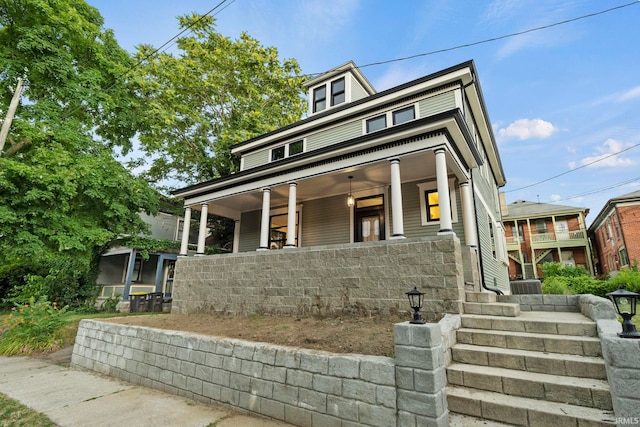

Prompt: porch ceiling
xmin=197 ymin=149 xmax=463 ymax=219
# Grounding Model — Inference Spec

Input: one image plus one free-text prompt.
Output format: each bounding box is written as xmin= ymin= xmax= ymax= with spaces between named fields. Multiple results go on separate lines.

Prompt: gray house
xmin=171 ymin=61 xmax=509 ymax=319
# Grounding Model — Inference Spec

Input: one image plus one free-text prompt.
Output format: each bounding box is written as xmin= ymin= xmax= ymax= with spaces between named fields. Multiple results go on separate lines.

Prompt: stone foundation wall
xmin=71 ymin=319 xmax=452 ymax=427
xmin=172 ymin=235 xmax=466 ymax=321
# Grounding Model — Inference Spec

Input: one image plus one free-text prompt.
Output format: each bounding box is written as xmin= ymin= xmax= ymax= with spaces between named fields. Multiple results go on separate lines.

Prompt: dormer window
xmin=331 ymin=78 xmax=345 ymax=106
xmin=313 ymin=86 xmax=326 ymax=113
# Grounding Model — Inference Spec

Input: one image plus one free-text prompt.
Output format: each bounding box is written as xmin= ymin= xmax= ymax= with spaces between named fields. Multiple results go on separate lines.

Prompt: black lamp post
xmin=606 ymin=286 xmax=640 ymax=339
xmin=406 ymin=287 xmax=425 ymax=324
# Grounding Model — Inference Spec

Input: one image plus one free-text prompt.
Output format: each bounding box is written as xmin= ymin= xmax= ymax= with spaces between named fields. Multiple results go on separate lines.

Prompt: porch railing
xmin=531 ymin=230 xmax=586 ymax=243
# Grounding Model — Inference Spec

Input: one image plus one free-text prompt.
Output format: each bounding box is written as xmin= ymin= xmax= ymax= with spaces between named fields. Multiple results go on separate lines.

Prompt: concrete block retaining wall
xmin=171 ymin=235 xmax=465 ymax=321
xmin=72 ymin=319 xmax=450 ymax=427
xmin=498 ymin=294 xmax=580 ymax=312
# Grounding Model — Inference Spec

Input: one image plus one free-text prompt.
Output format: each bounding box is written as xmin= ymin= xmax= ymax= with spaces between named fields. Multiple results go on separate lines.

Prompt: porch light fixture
xmin=607 ymin=286 xmax=640 ymax=339
xmin=406 ymin=287 xmax=426 ymax=324
xmin=347 ymin=176 xmax=355 ymax=207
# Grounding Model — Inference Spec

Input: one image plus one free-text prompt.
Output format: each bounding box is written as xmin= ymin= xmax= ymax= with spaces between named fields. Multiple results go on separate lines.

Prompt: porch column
xmin=435 ymin=148 xmax=453 ymax=233
xmin=232 ymin=220 xmax=240 ymax=254
xmin=196 ymin=203 xmax=208 ymax=255
xmin=258 ymin=188 xmax=271 ymax=250
xmin=179 ymin=206 xmax=192 ymax=256
xmin=285 ymin=182 xmax=297 ymax=248
xmin=460 ymin=182 xmax=477 ymax=247
xmin=389 ymin=158 xmax=405 ymax=238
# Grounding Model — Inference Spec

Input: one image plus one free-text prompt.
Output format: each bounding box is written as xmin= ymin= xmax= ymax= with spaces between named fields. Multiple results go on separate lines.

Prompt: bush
xmin=541 ymin=262 xmax=589 ymax=279
xmin=542 ymin=277 xmax=572 ymax=295
xmin=0 ymin=296 xmax=72 ymax=355
xmin=101 ymin=294 xmax=121 ymax=313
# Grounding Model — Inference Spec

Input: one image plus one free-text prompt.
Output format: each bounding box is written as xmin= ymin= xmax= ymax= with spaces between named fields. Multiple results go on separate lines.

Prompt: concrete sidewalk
xmin=0 ymin=352 xmax=293 ymax=427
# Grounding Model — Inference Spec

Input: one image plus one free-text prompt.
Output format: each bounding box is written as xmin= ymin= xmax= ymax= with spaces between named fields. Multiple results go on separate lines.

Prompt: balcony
xmin=530 ymin=230 xmax=587 ymax=248
xmin=505 ymin=235 xmax=522 ymax=250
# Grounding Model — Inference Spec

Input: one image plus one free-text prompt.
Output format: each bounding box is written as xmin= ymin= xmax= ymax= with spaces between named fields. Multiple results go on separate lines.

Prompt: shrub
xmin=0 ymin=296 xmax=71 ymax=355
xmin=101 ymin=294 xmax=121 ymax=313
xmin=541 ymin=262 xmax=589 ymax=279
xmin=542 ymin=277 xmax=572 ymax=295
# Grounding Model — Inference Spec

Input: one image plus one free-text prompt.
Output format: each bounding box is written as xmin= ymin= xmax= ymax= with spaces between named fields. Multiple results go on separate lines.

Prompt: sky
xmin=87 ymin=0 xmax=640 ymax=225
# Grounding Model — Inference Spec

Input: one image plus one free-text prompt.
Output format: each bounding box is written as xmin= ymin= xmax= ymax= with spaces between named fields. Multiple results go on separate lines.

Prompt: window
xmin=271 ymin=146 xmax=285 ymax=161
xmin=620 ymin=247 xmax=630 ymax=267
xmin=366 ymin=115 xmax=386 ymax=133
xmin=392 ymin=106 xmax=415 ymax=125
xmin=365 ymin=104 xmax=417 ymax=133
xmin=313 ymin=86 xmax=326 ymax=113
xmin=269 ymin=210 xmax=299 ymax=249
xmin=417 ymin=180 xmax=458 ymax=226
xmin=536 ymin=220 xmax=546 ymax=234
xmin=425 ymin=190 xmax=440 ymax=221
xmin=331 ymin=78 xmax=345 ymax=106
xmin=289 ymin=140 xmax=303 ymax=156
xmin=270 ymin=140 xmax=304 ymax=162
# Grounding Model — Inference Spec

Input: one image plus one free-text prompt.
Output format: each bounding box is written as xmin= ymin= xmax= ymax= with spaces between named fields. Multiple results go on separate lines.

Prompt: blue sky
xmin=87 ymin=0 xmax=640 ymax=224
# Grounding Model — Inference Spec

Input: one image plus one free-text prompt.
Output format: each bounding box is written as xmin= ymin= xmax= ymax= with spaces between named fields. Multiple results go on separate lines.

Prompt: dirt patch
xmin=103 ymin=312 xmax=411 ymax=357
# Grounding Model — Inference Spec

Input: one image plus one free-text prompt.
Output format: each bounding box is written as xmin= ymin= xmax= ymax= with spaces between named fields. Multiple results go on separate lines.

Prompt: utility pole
xmin=0 ymin=78 xmax=24 ymax=154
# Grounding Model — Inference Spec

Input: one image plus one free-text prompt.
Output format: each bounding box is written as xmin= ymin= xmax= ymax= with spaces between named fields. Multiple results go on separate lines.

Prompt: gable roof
xmin=503 ymin=200 xmax=588 ymax=219
xmin=588 ymin=189 xmax=640 ymax=231
xmin=303 ymin=60 xmax=376 ymax=95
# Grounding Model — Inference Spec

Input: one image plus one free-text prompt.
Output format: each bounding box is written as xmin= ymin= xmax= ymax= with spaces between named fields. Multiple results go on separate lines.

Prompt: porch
xmin=171 ymin=234 xmax=480 ymax=321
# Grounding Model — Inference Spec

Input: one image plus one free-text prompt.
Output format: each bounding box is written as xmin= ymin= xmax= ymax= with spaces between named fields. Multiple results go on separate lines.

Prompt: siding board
xmin=302 ymin=195 xmax=350 ymax=246
xmin=418 ymin=91 xmax=456 ymax=118
xmin=306 ymin=121 xmax=362 ymax=152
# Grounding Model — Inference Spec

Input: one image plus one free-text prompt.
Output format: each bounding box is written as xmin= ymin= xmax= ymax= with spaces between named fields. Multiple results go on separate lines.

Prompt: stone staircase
xmin=446 ymin=292 xmax=616 ymax=426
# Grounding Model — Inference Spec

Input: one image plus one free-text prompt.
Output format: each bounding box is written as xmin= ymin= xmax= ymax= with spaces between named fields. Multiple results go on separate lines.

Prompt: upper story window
xmin=313 ymin=86 xmax=326 ymax=113
xmin=312 ymin=77 xmax=347 ymax=113
xmin=366 ymin=115 xmax=387 ymax=133
xmin=392 ymin=106 xmax=415 ymax=125
xmin=270 ymin=140 xmax=305 ymax=162
xmin=331 ymin=78 xmax=345 ymax=106
xmin=365 ymin=105 xmax=416 ymax=134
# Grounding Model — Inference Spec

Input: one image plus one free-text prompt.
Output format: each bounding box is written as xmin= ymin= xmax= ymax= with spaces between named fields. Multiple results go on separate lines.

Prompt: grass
xmin=0 ymin=393 xmax=56 ymax=427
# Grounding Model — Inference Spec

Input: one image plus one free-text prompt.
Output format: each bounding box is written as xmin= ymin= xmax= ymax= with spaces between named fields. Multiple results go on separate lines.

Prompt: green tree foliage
xmin=131 ymin=14 xmax=307 ymax=185
xmin=0 ymin=0 xmax=158 ymax=306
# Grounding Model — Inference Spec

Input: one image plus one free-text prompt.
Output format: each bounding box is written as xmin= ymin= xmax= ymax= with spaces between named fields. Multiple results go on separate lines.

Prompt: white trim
xmin=348 ymin=186 xmax=389 ymax=243
xmin=308 ymin=74 xmax=350 ymax=115
xmin=417 ymin=179 xmax=458 ymax=226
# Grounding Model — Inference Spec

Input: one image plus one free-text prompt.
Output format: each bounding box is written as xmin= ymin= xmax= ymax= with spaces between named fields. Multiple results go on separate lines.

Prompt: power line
xmin=549 ymin=176 xmax=640 ymax=203
xmin=305 ymin=1 xmax=640 ymax=77
xmin=506 ymin=143 xmax=640 ymax=193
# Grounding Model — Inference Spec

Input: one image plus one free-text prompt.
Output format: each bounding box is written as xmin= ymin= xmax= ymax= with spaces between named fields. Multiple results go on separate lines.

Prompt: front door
xmin=354 ymin=195 xmax=385 ymax=242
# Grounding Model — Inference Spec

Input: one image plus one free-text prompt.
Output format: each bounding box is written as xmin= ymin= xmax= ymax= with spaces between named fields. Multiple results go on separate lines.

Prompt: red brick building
xmin=588 ymin=190 xmax=640 ymax=275
xmin=502 ymin=199 xmax=593 ymax=279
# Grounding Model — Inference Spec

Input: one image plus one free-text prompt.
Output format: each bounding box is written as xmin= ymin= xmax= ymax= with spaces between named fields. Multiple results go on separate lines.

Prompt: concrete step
xmin=461 ymin=312 xmax=598 ymax=337
xmin=451 ymin=344 xmax=607 ymax=380
xmin=463 ymin=302 xmax=520 ymax=317
xmin=456 ymin=328 xmax=602 ymax=357
xmin=465 ymin=291 xmax=497 ymax=304
xmin=447 ymin=363 xmax=612 ymax=410
xmin=447 ymin=386 xmax=616 ymax=426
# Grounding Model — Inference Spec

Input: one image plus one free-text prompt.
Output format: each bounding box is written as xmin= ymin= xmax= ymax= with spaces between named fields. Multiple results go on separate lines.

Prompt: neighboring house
xmin=502 ymin=199 xmax=593 ymax=279
xmin=97 ymin=211 xmax=198 ymax=300
xmin=171 ymin=60 xmax=509 ymax=316
xmin=588 ymin=189 xmax=640 ymax=275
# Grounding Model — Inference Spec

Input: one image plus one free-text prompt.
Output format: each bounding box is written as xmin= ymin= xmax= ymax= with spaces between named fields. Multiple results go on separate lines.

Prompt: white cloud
xmin=374 ymin=65 xmax=425 ymax=91
xmin=580 ymin=139 xmax=636 ymax=168
xmin=498 ymin=118 xmax=557 ymax=140
xmin=550 ymin=194 xmax=562 ymax=202
xmin=568 ymin=161 xmax=577 ymax=169
xmin=618 ymin=86 xmax=640 ymax=102
xmin=296 ymin=0 xmax=360 ymax=42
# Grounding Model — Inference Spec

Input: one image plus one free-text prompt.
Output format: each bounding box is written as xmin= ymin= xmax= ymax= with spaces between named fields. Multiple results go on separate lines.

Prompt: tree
xmin=131 ymin=14 xmax=307 ymax=185
xmin=0 ymin=0 xmax=158 ymax=306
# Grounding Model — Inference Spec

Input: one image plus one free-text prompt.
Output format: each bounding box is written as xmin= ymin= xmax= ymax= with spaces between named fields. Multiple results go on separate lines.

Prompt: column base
xmin=437 ymin=229 xmax=455 ymax=235
xmin=390 ymin=234 xmax=406 ymax=240
xmin=256 ymin=247 xmax=270 ymax=251
xmin=283 ymin=244 xmax=297 ymax=249
xmin=195 ymin=253 xmax=206 ymax=256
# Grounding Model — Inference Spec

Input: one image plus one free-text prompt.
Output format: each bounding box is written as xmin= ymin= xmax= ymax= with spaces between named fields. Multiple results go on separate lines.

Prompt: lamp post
xmin=606 ymin=286 xmax=640 ymax=339
xmin=347 ymin=176 xmax=355 ymax=207
xmin=406 ymin=287 xmax=425 ymax=324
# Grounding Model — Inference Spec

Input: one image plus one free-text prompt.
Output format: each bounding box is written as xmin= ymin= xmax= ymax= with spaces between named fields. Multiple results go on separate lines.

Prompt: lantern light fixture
xmin=606 ymin=285 xmax=640 ymax=339
xmin=347 ymin=176 xmax=355 ymax=207
xmin=406 ymin=287 xmax=426 ymax=324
